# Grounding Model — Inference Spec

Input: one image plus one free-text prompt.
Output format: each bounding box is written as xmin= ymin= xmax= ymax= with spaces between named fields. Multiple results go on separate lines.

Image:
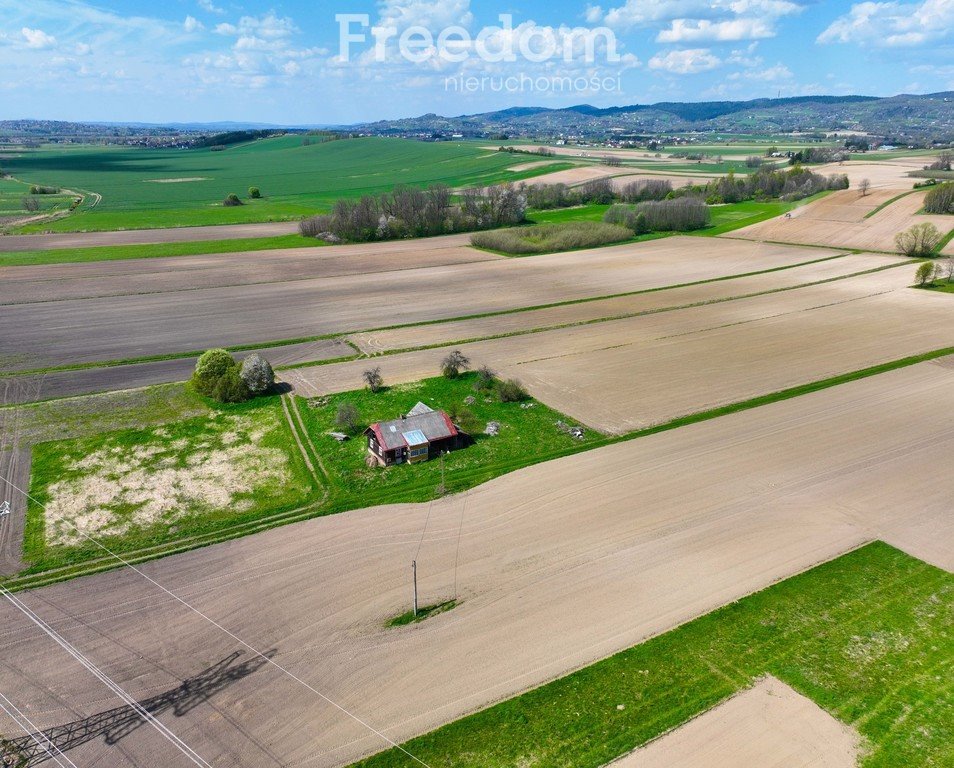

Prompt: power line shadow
xmin=1 ymin=649 xmax=277 ymax=767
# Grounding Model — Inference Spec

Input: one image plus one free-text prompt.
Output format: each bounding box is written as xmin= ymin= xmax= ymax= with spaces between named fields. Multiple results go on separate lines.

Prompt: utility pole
xmin=411 ymin=560 xmax=419 ymax=616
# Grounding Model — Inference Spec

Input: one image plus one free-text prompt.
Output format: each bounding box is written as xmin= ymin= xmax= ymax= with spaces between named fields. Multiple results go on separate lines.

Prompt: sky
xmin=1 ymin=0 xmax=952 ymax=125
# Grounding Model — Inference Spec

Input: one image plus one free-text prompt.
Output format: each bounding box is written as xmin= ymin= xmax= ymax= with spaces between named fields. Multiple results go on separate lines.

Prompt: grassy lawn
xmin=695 ymin=194 xmax=830 ymax=236
xmin=526 ymin=204 xmax=611 ymax=224
xmin=0 ymin=234 xmax=323 ymax=267
xmin=24 ymin=395 xmax=318 ymax=572
xmin=350 ymin=542 xmax=953 ymax=768
xmin=5 ymin=137 xmax=574 ymax=232
xmin=924 ymin=280 xmax=954 ymax=294
xmin=296 ymin=373 xmax=594 ymax=503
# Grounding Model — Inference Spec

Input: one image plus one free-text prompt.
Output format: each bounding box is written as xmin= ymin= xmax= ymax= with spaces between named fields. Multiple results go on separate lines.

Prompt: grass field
xmin=4 ymin=137 xmax=571 ymax=232
xmin=350 ymin=542 xmax=953 ymax=768
xmin=24 ymin=394 xmax=317 ymax=571
xmin=0 ymin=233 xmax=322 ymax=267
xmin=296 ymin=372 xmax=593 ymax=500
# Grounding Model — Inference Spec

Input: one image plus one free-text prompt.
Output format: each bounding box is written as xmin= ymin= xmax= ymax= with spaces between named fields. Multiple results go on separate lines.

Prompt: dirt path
xmin=0 ymin=362 xmax=949 ymax=767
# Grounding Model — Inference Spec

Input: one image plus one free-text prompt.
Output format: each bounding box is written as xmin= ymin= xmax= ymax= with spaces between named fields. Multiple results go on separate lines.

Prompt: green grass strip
xmin=0 ymin=234 xmax=324 ymax=267
xmin=862 ymin=189 xmax=918 ymax=219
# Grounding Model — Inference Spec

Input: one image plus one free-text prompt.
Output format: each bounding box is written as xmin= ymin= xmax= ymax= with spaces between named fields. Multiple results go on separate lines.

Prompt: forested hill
xmin=356 ymin=92 xmax=954 ymax=143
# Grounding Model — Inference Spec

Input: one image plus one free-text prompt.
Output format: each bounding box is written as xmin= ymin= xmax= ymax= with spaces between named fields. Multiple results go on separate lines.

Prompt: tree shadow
xmin=0 ymin=649 xmax=276 ymax=767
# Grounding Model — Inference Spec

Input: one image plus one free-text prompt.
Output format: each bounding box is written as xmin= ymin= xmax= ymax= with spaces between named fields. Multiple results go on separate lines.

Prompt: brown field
xmin=292 ymin=266 xmax=954 ymax=433
xmin=0 ymin=237 xmax=837 ymax=370
xmin=814 ymin=155 xmax=944 ymax=189
xmin=1 ymin=362 xmax=950 ymax=767
xmin=612 ymin=677 xmax=860 ymax=768
xmin=0 ymin=221 xmax=300 ymax=252
xmin=349 ymin=253 xmax=902 ymax=354
xmin=729 ymin=188 xmax=954 ymax=252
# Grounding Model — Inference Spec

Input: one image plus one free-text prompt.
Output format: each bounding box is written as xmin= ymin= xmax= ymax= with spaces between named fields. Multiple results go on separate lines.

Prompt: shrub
xmin=496 ymin=378 xmax=529 ymax=403
xmin=335 ymin=402 xmax=361 ymax=433
xmin=618 ymin=179 xmax=672 ymax=203
xmin=924 ymin=182 xmax=954 ymax=214
xmin=362 ymin=366 xmax=383 ymax=393
xmin=441 ymin=350 xmax=470 ymax=379
xmin=474 ymin=365 xmax=496 ymax=391
xmin=239 ymin=354 xmax=274 ymax=395
xmin=248 ymin=186 xmax=261 ymax=199
xmin=212 ymin=368 xmax=251 ymax=403
xmin=29 ymin=185 xmax=60 ymax=195
xmin=634 ymin=198 xmax=710 ymax=231
xmin=223 ymin=193 xmax=243 ymax=207
xmin=447 ymin=404 xmax=479 ymax=434
xmin=21 ymin=197 xmax=40 ymax=213
xmin=299 ymin=214 xmax=333 ymax=238
xmin=896 ymin=223 xmax=942 ymax=257
xmin=471 ymin=222 xmax=633 ymax=255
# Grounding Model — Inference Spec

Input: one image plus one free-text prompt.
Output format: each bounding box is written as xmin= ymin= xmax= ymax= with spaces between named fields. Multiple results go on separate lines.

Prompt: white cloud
xmin=74 ymin=42 xmax=92 ymax=56
xmin=197 ymin=0 xmax=225 ymax=14
xmin=22 ymin=27 xmax=57 ymax=49
xmin=184 ymin=16 xmax=203 ymax=33
xmin=818 ymin=0 xmax=954 ymax=47
xmin=648 ymin=48 xmax=722 ymax=74
xmin=214 ymin=23 xmax=237 ymax=35
xmin=657 ymin=18 xmax=775 ymax=42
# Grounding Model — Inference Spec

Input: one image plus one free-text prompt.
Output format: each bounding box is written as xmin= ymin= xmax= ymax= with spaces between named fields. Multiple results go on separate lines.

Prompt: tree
xmin=21 ymin=197 xmax=39 ymax=213
xmin=223 ymin=193 xmax=243 ymax=207
xmin=362 ymin=366 xmax=383 ymax=393
xmin=915 ymin=260 xmax=939 ymax=287
xmin=240 ymin=354 xmax=274 ymax=395
xmin=858 ymin=178 xmax=871 ymax=197
xmin=212 ymin=368 xmax=251 ymax=403
xmin=441 ymin=350 xmax=470 ymax=379
xmin=335 ymin=402 xmax=360 ymax=433
xmin=192 ymin=349 xmax=236 ymax=396
xmin=924 ymin=182 xmax=954 ymax=214
xmin=945 ymin=257 xmax=954 ymax=284
xmin=248 ymin=186 xmax=261 ymax=199
xmin=896 ymin=223 xmax=942 ymax=257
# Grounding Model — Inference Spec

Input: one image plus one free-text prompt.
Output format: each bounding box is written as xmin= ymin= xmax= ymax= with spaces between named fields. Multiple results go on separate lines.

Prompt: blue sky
xmin=1 ymin=0 xmax=952 ymax=125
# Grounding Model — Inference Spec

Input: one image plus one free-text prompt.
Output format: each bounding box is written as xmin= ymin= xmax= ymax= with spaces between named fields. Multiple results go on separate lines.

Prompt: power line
xmin=0 ymin=475 xmax=434 ymax=768
xmin=0 ymin=689 xmax=79 ymax=768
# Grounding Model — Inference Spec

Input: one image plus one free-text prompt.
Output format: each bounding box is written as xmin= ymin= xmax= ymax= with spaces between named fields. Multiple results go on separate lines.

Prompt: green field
xmin=3 ymin=137 xmax=572 ymax=232
xmin=350 ymin=542 xmax=953 ymax=768
xmin=25 ymin=395 xmax=318 ymax=572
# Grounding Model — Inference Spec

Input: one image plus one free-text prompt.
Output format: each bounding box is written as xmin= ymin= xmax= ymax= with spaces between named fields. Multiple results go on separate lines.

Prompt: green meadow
xmin=3 ymin=136 xmax=571 ymax=232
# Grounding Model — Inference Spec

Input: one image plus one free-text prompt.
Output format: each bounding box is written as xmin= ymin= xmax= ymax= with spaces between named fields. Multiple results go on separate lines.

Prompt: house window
xmin=409 ymin=446 xmax=428 ymax=458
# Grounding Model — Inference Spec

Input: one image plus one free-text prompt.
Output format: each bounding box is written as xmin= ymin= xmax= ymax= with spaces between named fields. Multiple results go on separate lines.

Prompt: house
xmin=364 ymin=402 xmax=466 ymax=467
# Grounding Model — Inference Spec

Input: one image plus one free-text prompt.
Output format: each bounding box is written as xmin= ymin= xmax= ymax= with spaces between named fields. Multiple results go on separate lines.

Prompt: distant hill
xmin=354 ymin=93 xmax=954 ymax=143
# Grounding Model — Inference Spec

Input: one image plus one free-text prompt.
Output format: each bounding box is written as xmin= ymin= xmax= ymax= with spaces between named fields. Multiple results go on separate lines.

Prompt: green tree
xmin=248 ymin=186 xmax=261 ymax=199
xmin=915 ymin=261 xmax=939 ymax=287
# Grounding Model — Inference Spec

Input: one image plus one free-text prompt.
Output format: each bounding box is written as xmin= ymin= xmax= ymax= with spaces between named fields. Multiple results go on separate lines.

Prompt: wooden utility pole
xmin=412 ymin=559 xmax=419 ymax=617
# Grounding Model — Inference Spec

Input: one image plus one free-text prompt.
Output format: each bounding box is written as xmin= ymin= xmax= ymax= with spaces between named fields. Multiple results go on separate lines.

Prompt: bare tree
xmin=945 ymin=256 xmax=954 ymax=284
xmin=896 ymin=223 xmax=942 ymax=258
xmin=858 ymin=178 xmax=871 ymax=197
xmin=21 ymin=197 xmax=39 ymax=213
xmin=362 ymin=366 xmax=383 ymax=393
xmin=441 ymin=350 xmax=471 ymax=379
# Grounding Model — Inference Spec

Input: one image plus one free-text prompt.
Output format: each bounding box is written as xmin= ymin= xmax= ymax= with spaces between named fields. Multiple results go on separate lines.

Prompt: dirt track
xmin=612 ymin=677 xmax=860 ymax=768
xmin=0 ymin=237 xmax=835 ymax=371
xmin=0 ymin=362 xmax=950 ymax=767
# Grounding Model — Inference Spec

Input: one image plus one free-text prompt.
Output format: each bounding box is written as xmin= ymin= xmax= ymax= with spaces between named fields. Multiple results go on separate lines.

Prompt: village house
xmin=364 ymin=402 xmax=466 ymax=467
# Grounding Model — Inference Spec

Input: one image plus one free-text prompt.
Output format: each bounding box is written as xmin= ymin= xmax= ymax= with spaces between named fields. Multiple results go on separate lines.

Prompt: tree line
xmin=299 ymin=183 xmax=528 ymax=243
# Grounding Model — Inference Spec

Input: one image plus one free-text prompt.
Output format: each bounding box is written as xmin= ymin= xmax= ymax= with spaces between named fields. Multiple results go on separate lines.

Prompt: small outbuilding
xmin=365 ymin=402 xmax=466 ymax=467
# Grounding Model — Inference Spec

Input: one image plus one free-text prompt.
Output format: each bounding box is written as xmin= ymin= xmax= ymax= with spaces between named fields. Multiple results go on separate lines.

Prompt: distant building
xmin=365 ymin=402 xmax=466 ymax=467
